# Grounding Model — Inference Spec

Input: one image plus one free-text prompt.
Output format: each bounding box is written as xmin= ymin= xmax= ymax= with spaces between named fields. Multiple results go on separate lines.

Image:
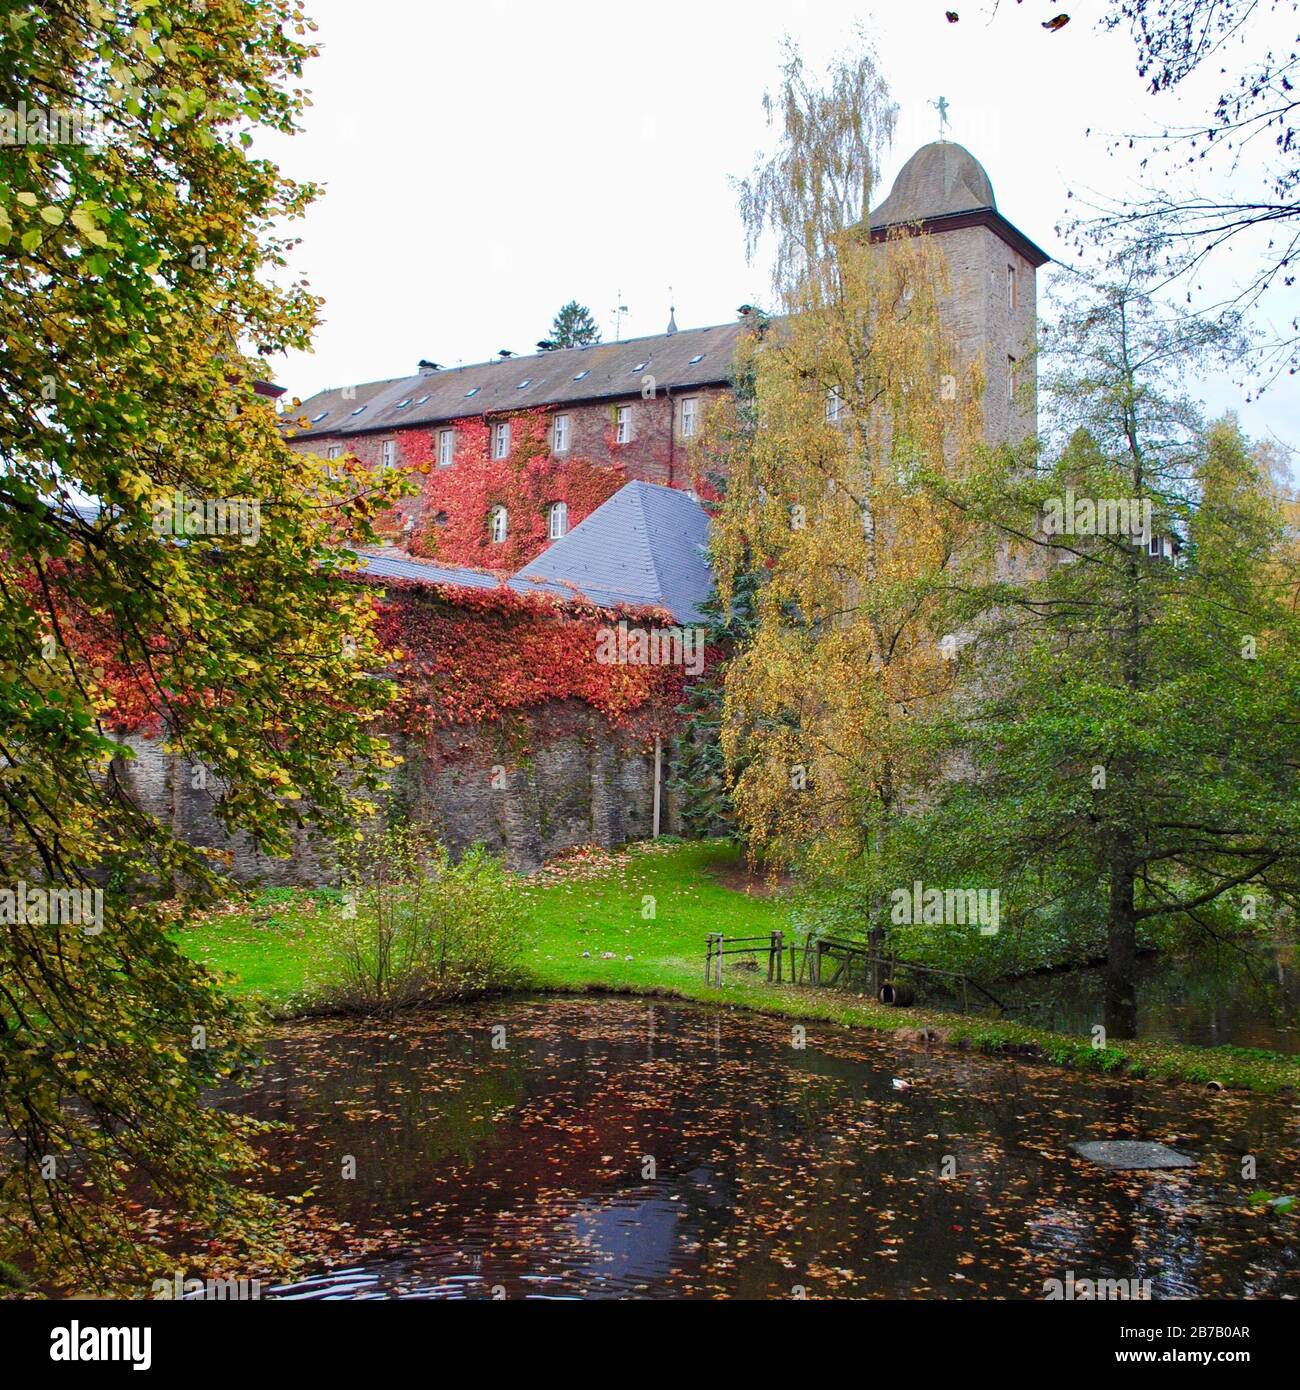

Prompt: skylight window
xmin=517 ymin=379 xmax=532 ymax=389
xmin=631 ymin=362 xmax=648 ymax=373
xmin=689 ymin=354 xmax=705 ymax=364
xmin=465 ymin=387 xmax=480 ymax=397
xmin=573 ymin=370 xmax=590 ymax=381
xmin=416 ymin=395 xmax=430 ymax=405
xmin=395 ymin=399 xmax=412 ymax=409
xmin=350 ymin=405 xmax=366 ymax=416
xmin=311 ymin=411 xmax=328 ymax=422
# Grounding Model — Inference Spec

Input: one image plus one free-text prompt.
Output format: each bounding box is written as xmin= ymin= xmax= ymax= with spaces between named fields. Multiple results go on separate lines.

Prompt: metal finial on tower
xmin=667 ymin=286 xmax=677 ymax=335
xmin=930 ymin=95 xmax=951 ymax=141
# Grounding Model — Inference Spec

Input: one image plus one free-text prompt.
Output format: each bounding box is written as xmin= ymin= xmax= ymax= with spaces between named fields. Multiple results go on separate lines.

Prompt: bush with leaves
xmin=308 ymin=830 xmax=523 ymax=1015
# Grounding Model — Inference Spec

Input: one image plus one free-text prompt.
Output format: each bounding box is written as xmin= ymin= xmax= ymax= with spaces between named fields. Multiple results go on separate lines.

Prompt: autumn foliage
xmin=370 ymin=578 xmax=694 ymax=744
xmin=403 ymin=409 xmax=628 ymax=570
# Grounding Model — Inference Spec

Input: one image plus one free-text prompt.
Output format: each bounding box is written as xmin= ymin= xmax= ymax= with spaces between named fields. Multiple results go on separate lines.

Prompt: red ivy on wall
xmin=370 ymin=579 xmax=692 ymax=744
xmin=404 ymin=409 xmax=627 ymax=570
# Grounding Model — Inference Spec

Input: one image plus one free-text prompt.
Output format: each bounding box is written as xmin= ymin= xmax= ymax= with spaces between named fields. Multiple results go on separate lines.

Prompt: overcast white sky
xmin=256 ymin=0 xmax=1299 ymax=454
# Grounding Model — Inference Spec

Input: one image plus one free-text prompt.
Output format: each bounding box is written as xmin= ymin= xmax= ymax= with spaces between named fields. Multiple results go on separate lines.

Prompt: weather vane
xmin=931 ymin=95 xmax=951 ymax=141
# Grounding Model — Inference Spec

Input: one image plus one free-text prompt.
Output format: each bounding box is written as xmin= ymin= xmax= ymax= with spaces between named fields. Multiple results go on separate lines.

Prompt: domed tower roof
xmin=870 ymin=141 xmax=996 ymax=227
xmin=867 ymin=140 xmax=1049 ymax=268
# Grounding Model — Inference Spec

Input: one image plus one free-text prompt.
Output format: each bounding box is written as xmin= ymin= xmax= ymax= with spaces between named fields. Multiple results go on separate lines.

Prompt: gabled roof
xmin=510 ymin=481 xmax=713 ymax=624
xmin=287 ymin=322 xmax=742 ymax=441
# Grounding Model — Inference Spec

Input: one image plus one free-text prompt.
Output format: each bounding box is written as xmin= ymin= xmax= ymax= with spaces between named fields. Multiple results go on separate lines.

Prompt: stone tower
xmin=869 ymin=141 xmax=1048 ymax=442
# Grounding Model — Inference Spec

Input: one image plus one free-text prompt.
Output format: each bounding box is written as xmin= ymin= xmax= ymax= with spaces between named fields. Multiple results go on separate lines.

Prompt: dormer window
xmin=489 ymin=504 xmax=509 ymax=543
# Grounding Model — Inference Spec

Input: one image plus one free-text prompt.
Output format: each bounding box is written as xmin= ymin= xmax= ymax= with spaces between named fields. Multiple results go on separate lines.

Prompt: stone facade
xmin=113 ymin=701 xmax=678 ymax=884
xmin=932 ymin=223 xmax=1039 ymax=445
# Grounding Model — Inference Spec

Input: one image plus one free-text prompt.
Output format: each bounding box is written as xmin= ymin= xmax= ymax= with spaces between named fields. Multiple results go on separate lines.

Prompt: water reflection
xmin=234 ymin=998 xmax=1300 ymax=1300
xmin=995 ymin=947 xmax=1300 ymax=1054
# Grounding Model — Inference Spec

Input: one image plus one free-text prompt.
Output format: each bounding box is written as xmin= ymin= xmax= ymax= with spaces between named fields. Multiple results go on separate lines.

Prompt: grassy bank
xmin=177 ymin=840 xmax=1300 ymax=1095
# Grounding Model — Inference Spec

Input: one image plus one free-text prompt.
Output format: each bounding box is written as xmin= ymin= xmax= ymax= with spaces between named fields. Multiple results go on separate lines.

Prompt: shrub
xmin=307 ymin=829 xmax=522 ymax=1014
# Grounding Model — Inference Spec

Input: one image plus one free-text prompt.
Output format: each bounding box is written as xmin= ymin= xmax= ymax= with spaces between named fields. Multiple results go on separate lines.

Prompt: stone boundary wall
xmin=113 ymin=699 xmax=680 ymax=884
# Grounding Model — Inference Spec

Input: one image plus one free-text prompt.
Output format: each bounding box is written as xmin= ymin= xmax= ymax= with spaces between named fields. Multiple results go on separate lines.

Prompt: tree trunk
xmin=1105 ymin=845 xmax=1139 ymax=1040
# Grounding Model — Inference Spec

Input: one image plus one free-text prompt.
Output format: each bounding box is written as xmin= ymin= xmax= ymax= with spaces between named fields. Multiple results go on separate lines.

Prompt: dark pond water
xmin=993 ymin=948 xmax=1300 ymax=1055
xmin=239 ymin=997 xmax=1300 ymax=1300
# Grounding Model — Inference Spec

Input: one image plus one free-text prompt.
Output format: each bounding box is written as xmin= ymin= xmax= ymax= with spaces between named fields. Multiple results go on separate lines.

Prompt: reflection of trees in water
xmin=1000 ymin=947 xmax=1300 ymax=1052
xmin=234 ymin=999 xmax=1299 ymax=1299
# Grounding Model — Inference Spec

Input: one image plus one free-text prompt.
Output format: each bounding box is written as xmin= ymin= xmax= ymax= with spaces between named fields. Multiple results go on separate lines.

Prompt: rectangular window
xmin=1006 ymin=356 xmax=1016 ymax=404
xmin=381 ymin=439 xmax=395 ymax=469
xmin=553 ymin=414 xmax=570 ymax=453
xmin=327 ymin=444 xmax=341 ymax=460
xmin=1007 ymin=265 xmax=1017 ymax=311
xmin=681 ymin=397 xmax=698 ymax=439
xmin=615 ymin=405 xmax=632 ymax=444
xmin=438 ymin=429 xmax=455 ymax=467
xmin=826 ymin=388 xmax=842 ymax=424
xmin=493 ymin=422 xmax=511 ymax=459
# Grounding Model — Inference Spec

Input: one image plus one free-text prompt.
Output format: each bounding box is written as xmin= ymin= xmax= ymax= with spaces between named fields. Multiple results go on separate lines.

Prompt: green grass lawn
xmin=177 ymin=839 xmax=1300 ymax=1094
xmin=178 ymin=840 xmax=785 ymax=1007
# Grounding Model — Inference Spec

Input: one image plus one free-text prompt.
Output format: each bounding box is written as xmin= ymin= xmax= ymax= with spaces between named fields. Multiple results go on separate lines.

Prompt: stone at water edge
xmin=1071 ymin=1140 xmax=1196 ymax=1171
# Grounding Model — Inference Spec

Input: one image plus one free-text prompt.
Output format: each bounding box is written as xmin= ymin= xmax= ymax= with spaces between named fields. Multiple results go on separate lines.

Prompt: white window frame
xmin=615 ymin=405 xmax=632 ymax=444
xmin=1006 ymin=356 xmax=1016 ymax=404
xmin=438 ymin=429 xmax=455 ymax=467
xmin=681 ymin=397 xmax=698 ymax=439
xmin=381 ymin=438 xmax=395 ymax=469
xmin=326 ymin=444 xmax=342 ymax=460
xmin=548 ymin=501 xmax=568 ymax=540
xmin=492 ymin=421 xmax=511 ymax=459
xmin=825 ymin=388 xmax=843 ymax=424
xmin=553 ymin=413 xmax=570 ymax=454
xmin=489 ymin=505 xmax=509 ymax=543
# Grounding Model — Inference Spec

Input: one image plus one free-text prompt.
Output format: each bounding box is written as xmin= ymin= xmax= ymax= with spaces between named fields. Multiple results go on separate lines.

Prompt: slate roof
xmin=350 ymin=551 xmax=505 ymax=591
xmin=511 ymin=481 xmax=714 ymax=623
xmin=286 ymin=322 xmax=743 ymax=442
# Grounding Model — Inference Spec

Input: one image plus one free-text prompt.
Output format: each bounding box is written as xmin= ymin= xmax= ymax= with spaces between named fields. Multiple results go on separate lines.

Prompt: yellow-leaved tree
xmin=707 ymin=39 xmax=996 ymax=962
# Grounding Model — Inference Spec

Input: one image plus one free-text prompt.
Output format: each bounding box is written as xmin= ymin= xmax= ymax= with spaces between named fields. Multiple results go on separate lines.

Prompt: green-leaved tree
xmin=1 ymin=0 xmax=405 ymax=1289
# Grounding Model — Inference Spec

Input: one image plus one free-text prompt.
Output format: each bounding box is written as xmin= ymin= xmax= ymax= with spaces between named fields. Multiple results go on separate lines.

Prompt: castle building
xmin=286 ymin=141 xmax=1047 ymax=603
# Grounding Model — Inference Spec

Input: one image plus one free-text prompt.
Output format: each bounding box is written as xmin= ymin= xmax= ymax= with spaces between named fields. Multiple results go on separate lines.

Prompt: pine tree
xmin=549 ymin=301 xmax=601 ymax=349
xmin=668 ymin=566 xmax=760 ymax=839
